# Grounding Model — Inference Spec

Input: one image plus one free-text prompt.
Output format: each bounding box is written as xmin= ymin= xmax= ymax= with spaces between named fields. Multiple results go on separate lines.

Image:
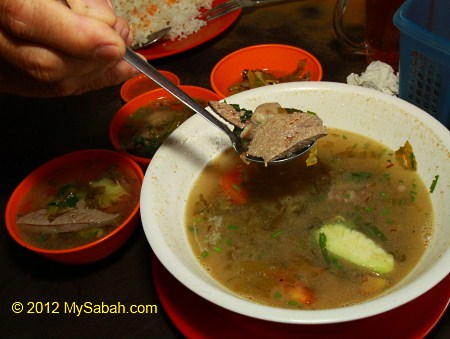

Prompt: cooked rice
xmin=112 ymin=0 xmax=213 ymax=47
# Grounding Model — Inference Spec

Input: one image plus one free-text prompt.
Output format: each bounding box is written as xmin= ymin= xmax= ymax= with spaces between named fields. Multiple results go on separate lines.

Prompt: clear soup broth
xmin=186 ymin=129 xmax=433 ymax=310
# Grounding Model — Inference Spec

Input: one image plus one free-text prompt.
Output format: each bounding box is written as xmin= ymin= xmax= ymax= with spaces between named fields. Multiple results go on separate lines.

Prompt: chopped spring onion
xmin=271 ymin=230 xmax=283 ymax=239
xmin=429 ymin=175 xmax=439 ymax=193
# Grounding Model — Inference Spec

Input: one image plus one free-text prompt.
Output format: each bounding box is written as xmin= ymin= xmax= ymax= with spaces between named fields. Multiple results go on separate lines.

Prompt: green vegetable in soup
xmin=316 ymin=220 xmax=395 ymax=275
xmin=89 ymin=177 xmax=128 ymax=208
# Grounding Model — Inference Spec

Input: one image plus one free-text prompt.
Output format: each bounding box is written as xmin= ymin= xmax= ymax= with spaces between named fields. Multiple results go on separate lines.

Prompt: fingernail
xmin=119 ymin=26 xmax=133 ymax=45
xmin=126 ymin=30 xmax=134 ymax=46
xmin=94 ymin=44 xmax=121 ymax=60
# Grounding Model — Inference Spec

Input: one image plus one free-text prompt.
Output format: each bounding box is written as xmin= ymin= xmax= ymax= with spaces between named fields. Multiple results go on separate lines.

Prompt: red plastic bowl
xmin=120 ymin=70 xmax=181 ymax=102
xmin=210 ymin=44 xmax=323 ymax=98
xmin=110 ymin=85 xmax=222 ymax=169
xmin=5 ymin=150 xmax=144 ymax=264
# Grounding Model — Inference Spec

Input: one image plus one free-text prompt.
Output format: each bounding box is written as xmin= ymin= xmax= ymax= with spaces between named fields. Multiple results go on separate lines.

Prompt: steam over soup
xmin=16 ymin=161 xmax=141 ymax=250
xmin=186 ymin=129 xmax=433 ymax=310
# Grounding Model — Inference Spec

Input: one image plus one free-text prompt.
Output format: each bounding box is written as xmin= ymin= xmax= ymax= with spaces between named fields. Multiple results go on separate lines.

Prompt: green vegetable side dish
xmin=228 ymin=59 xmax=311 ymax=95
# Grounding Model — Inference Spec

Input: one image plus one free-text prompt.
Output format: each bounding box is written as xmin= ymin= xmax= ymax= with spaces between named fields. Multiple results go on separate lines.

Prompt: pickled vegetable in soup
xmin=186 ymin=129 xmax=433 ymax=310
xmin=16 ymin=162 xmax=141 ymax=250
xmin=119 ymin=97 xmax=207 ymax=159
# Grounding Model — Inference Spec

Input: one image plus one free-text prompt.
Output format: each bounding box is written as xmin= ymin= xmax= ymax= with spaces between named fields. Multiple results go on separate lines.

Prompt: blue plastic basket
xmin=393 ymin=0 xmax=450 ymax=127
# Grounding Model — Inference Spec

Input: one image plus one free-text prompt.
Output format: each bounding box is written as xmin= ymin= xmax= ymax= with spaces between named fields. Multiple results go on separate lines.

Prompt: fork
xmin=205 ymin=0 xmax=285 ymax=21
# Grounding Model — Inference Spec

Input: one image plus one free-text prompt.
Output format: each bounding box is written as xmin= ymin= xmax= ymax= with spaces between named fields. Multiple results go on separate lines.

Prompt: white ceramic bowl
xmin=140 ymin=82 xmax=450 ymax=324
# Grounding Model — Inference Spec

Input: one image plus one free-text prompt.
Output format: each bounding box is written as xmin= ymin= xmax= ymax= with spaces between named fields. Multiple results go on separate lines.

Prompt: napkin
xmin=347 ymin=61 xmax=399 ymax=96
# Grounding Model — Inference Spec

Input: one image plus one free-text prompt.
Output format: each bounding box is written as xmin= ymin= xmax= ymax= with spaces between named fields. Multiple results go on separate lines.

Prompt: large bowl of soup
xmin=5 ymin=149 xmax=143 ymax=264
xmin=140 ymin=82 xmax=450 ymax=324
xmin=110 ymin=85 xmax=222 ymax=168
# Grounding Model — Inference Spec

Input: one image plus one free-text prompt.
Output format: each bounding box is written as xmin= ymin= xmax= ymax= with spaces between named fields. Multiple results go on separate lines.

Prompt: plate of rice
xmin=113 ymin=0 xmax=242 ymax=60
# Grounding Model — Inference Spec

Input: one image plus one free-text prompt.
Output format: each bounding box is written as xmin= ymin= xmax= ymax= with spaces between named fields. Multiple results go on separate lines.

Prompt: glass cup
xmin=333 ymin=0 xmax=404 ymax=70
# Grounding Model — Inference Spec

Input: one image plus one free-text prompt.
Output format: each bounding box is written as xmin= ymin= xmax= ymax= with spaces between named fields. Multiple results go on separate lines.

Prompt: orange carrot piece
xmin=287 ymin=282 xmax=315 ymax=305
xmin=221 ymin=166 xmax=248 ymax=204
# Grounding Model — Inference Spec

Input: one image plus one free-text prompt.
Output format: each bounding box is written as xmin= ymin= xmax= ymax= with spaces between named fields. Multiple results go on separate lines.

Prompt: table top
xmin=1 ymin=0 xmax=448 ymax=337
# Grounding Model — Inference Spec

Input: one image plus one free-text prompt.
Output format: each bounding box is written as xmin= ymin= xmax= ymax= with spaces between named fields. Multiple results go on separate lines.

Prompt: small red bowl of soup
xmin=5 ymin=149 xmax=144 ymax=264
xmin=210 ymin=44 xmax=323 ymax=98
xmin=120 ymin=70 xmax=181 ymax=102
xmin=110 ymin=85 xmax=222 ymax=169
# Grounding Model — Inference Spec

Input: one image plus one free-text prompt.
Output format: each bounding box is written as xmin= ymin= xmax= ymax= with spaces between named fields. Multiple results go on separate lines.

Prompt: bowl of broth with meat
xmin=110 ymin=85 xmax=221 ymax=169
xmin=6 ymin=150 xmax=143 ymax=264
xmin=140 ymin=82 xmax=450 ymax=323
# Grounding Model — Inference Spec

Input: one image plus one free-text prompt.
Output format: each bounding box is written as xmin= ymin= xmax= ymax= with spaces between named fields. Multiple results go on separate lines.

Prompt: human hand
xmin=0 ymin=0 xmax=140 ymax=97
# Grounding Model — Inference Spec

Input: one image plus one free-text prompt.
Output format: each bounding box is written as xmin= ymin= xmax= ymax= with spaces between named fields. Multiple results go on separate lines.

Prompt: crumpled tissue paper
xmin=347 ymin=61 xmax=399 ymax=96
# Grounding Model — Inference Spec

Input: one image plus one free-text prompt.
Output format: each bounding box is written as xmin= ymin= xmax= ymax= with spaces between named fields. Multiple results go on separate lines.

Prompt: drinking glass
xmin=333 ymin=0 xmax=404 ymax=69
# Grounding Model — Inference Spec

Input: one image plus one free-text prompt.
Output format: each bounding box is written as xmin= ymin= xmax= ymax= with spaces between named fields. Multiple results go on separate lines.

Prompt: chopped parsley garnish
xmin=48 ymin=184 xmax=80 ymax=208
xmin=239 ymin=108 xmax=253 ymax=123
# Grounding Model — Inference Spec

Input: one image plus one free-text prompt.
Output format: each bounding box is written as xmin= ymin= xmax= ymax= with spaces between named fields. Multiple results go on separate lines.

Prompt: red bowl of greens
xmin=5 ymin=149 xmax=144 ymax=264
xmin=110 ymin=85 xmax=222 ymax=169
xmin=210 ymin=44 xmax=323 ymax=98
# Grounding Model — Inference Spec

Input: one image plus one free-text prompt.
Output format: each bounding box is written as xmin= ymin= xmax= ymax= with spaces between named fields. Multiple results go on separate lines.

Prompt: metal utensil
xmin=131 ymin=26 xmax=171 ymax=50
xmin=122 ymin=48 xmax=313 ymax=165
xmin=204 ymin=0 xmax=285 ymax=21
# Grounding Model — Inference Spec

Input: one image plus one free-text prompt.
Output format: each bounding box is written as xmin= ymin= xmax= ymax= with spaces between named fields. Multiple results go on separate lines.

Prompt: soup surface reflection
xmin=186 ymin=129 xmax=433 ymax=310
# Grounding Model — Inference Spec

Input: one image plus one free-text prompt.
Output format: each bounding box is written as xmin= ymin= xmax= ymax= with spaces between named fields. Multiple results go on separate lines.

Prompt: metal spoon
xmin=131 ymin=26 xmax=171 ymax=50
xmin=122 ymin=48 xmax=314 ymax=165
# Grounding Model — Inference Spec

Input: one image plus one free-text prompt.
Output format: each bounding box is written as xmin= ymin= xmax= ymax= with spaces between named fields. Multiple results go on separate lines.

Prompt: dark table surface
xmin=1 ymin=0 xmax=448 ymax=337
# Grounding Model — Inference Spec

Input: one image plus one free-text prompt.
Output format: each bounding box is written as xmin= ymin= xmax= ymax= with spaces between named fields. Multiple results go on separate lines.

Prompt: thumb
xmin=66 ymin=0 xmax=117 ymax=27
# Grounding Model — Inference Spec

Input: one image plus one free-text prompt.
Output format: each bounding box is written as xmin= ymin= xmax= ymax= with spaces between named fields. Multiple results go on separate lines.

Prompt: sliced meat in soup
xmin=209 ymin=101 xmax=327 ymax=164
xmin=247 ymin=112 xmax=327 ymax=163
xmin=209 ymin=101 xmax=247 ymax=129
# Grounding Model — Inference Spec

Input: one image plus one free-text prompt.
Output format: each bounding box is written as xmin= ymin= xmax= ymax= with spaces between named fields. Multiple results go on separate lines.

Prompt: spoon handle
xmin=123 ymin=48 xmax=238 ymax=143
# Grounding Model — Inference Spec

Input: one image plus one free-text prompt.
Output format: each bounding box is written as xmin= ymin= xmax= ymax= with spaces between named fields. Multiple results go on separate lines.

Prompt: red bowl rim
xmin=120 ymin=70 xmax=181 ymax=102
